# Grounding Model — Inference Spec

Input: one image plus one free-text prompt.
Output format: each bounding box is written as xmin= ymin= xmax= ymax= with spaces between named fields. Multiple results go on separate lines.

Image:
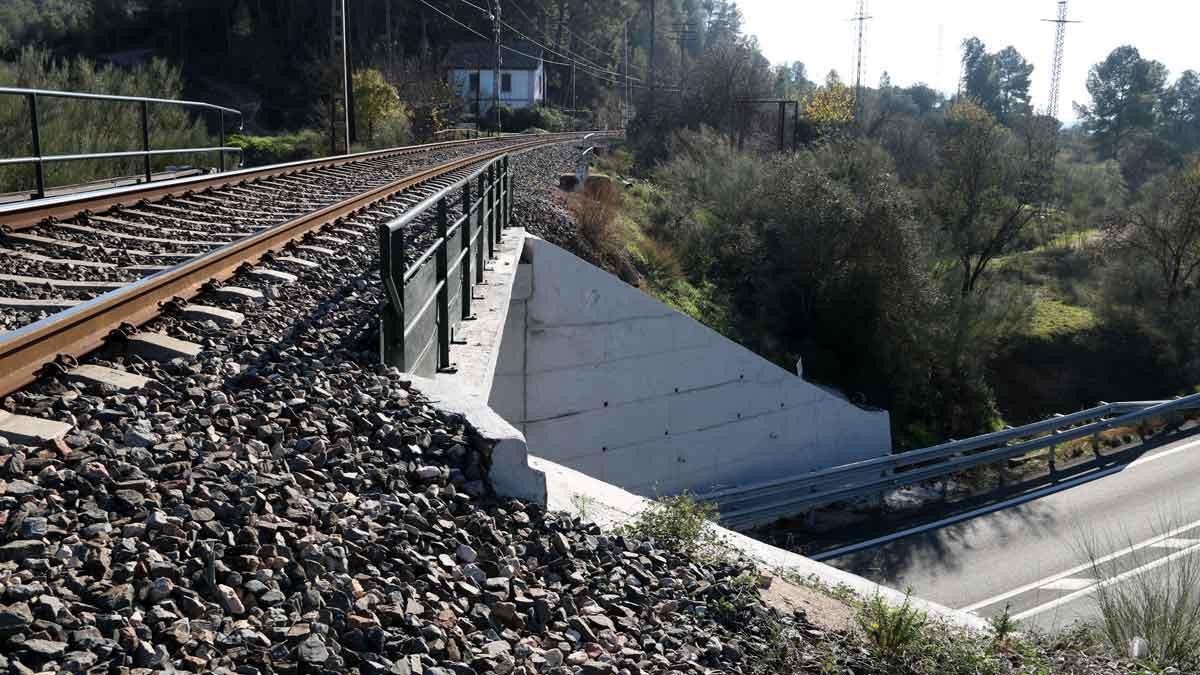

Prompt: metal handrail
xmin=705 ymin=393 xmax=1200 ymax=529
xmin=379 ymin=154 xmax=512 ymax=374
xmin=0 ymin=86 xmax=243 ymax=199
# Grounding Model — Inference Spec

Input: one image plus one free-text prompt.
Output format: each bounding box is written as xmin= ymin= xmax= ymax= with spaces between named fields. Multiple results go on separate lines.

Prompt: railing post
xmin=461 ymin=181 xmax=473 ymax=320
xmin=486 ymin=163 xmax=496 ymax=259
xmin=218 ymin=112 xmax=226 ymax=172
xmin=28 ymin=93 xmax=45 ymax=199
xmin=140 ymin=100 xmax=152 ymax=184
xmin=436 ymin=197 xmax=453 ymax=372
xmin=378 ymin=223 xmax=406 ymax=369
xmin=503 ymin=155 xmax=512 ymax=229
xmin=476 ymin=172 xmax=486 ymax=279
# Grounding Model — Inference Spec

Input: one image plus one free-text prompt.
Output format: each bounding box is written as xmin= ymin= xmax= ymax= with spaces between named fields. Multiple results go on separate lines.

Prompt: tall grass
xmin=0 ymin=47 xmax=210 ymax=194
xmin=1079 ymin=514 xmax=1200 ymax=670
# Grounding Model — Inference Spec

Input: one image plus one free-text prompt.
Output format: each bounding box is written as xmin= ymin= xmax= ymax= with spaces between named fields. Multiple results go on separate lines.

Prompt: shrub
xmin=856 ymin=591 xmax=928 ymax=662
xmin=616 ymin=493 xmax=726 ymax=560
xmin=229 ymin=129 xmax=326 ymax=167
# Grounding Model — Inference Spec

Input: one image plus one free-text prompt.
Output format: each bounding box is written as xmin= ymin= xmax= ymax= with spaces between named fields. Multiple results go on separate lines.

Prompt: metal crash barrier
xmin=379 ymin=155 xmax=512 ymax=374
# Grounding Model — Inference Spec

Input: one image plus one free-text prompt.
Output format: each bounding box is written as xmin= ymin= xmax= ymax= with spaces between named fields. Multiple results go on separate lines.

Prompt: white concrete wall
xmin=489 ymin=237 xmax=892 ymax=498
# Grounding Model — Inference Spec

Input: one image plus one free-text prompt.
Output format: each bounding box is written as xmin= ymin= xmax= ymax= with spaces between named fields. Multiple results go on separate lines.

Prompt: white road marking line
xmin=1129 ymin=436 xmax=1200 ymax=467
xmin=1040 ymin=577 xmax=1096 ymax=591
xmin=1012 ymin=539 xmax=1200 ymax=621
xmin=959 ymin=516 xmax=1200 ymax=612
xmin=1153 ymin=538 xmax=1200 ymax=549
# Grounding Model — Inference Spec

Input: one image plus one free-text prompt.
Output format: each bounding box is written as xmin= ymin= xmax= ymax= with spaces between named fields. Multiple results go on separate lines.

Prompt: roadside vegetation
xmin=571 ymin=34 xmax=1200 ymax=450
xmin=624 ymin=493 xmax=1152 ymax=674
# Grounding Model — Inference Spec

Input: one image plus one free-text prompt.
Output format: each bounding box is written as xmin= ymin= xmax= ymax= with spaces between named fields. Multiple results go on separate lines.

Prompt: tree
xmin=804 ymin=77 xmax=854 ymax=127
xmin=930 ymin=100 xmax=1055 ymax=297
xmin=352 ymin=68 xmax=401 ymax=144
xmin=1076 ymin=45 xmax=1168 ymax=160
xmin=960 ymin=38 xmax=1032 ymax=123
xmin=1104 ymin=160 xmax=1200 ymax=312
xmin=960 ymin=37 xmax=999 ymax=115
xmin=1161 ymin=70 xmax=1200 ymax=157
xmin=994 ymin=46 xmax=1033 ymax=121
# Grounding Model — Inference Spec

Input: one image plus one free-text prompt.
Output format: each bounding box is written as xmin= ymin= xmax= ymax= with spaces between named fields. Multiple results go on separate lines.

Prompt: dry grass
xmin=567 ymin=177 xmax=635 ymax=279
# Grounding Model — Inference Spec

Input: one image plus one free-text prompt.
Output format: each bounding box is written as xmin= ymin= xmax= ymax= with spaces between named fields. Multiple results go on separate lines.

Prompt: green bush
xmin=229 ymin=129 xmax=326 ymax=167
xmin=856 ymin=591 xmax=928 ymax=662
xmin=481 ymin=104 xmax=565 ymax=133
xmin=617 ymin=493 xmax=726 ymax=560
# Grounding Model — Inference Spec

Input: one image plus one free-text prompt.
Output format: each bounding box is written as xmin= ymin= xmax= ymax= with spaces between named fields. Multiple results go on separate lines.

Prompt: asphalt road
xmin=825 ymin=431 xmax=1200 ymax=632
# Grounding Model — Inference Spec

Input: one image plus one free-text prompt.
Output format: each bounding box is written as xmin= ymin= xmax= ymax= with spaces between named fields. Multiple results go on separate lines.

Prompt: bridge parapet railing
xmin=0 ymin=86 xmax=242 ymax=199
xmin=379 ymin=155 xmax=511 ymax=375
xmin=706 ymin=393 xmax=1200 ymax=529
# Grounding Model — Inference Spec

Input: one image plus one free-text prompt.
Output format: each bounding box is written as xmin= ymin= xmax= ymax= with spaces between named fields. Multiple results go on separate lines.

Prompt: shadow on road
xmin=760 ymin=426 xmax=1200 ymax=585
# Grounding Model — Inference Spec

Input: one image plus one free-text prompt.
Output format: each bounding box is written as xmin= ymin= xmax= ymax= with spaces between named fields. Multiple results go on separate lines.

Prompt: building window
xmin=469 ymin=72 xmax=479 ymax=92
xmin=501 ymin=73 xmax=512 ymax=93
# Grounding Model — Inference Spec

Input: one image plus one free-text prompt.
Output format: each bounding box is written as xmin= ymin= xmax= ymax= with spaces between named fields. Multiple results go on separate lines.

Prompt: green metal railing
xmin=379 ymin=154 xmax=511 ymax=374
xmin=0 ymin=86 xmax=242 ymax=199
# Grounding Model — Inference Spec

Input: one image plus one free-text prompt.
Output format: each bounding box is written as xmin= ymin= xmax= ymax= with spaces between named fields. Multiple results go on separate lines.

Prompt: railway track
xmin=0 ymin=131 xmax=613 ymax=404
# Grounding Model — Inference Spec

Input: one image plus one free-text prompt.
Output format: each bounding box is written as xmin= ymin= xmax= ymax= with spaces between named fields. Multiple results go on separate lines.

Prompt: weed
xmin=616 ymin=493 xmax=727 ymax=560
xmin=989 ymin=604 xmax=1016 ymax=647
xmin=569 ymin=494 xmax=595 ymax=520
xmin=1078 ymin=514 xmax=1200 ymax=670
xmin=856 ymin=590 xmax=928 ymax=662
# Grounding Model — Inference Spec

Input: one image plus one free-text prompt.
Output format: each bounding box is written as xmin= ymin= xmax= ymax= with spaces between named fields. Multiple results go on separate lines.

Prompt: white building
xmin=447 ymin=40 xmax=545 ymax=117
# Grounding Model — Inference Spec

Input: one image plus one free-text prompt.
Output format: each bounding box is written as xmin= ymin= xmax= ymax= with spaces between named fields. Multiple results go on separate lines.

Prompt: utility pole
xmin=345 ymin=0 xmax=357 ymax=146
xmin=669 ymin=22 xmax=696 ymax=90
xmin=492 ymin=0 xmax=502 ymax=134
xmin=1042 ymin=1 xmax=1080 ymax=119
xmin=622 ymin=18 xmax=629 ymax=127
xmin=330 ymin=0 xmax=352 ymax=154
xmin=571 ymin=61 xmax=576 ymax=129
xmin=649 ymin=0 xmax=656 ymax=91
xmin=851 ymin=0 xmax=872 ymax=125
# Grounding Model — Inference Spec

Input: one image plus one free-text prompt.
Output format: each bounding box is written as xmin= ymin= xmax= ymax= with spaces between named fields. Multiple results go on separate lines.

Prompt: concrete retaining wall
xmin=488 ymin=236 xmax=892 ymax=497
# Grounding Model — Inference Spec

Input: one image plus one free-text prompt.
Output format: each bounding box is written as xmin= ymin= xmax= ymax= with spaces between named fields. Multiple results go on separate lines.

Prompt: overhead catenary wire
xmin=420 ymin=0 xmax=676 ymax=92
xmin=452 ymin=0 xmax=649 ymax=81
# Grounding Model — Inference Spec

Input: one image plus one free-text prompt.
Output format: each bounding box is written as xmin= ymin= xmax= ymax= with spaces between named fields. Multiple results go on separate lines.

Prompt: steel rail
xmin=0 ymin=131 xmax=597 ymax=230
xmin=0 ymin=134 xmax=606 ymax=398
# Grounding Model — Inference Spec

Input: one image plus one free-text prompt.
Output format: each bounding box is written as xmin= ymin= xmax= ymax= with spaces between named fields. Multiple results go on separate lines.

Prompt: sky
xmin=736 ymin=0 xmax=1200 ymax=121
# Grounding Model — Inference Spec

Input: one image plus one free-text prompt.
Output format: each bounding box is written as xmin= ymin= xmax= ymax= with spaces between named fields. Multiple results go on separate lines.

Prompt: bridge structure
xmin=3 ymin=86 xmax=1199 ymax=636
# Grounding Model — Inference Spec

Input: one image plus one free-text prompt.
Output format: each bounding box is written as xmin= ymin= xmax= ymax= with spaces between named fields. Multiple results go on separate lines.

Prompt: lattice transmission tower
xmin=852 ymin=0 xmax=872 ymax=124
xmin=1042 ymin=1 xmax=1080 ymax=118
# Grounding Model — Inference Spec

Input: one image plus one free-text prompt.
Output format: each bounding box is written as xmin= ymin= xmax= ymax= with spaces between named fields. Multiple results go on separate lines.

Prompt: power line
xmin=1042 ymin=0 xmax=1080 ymax=119
xmin=418 ymin=0 xmax=669 ymax=92
xmin=851 ymin=0 xmax=872 ymax=124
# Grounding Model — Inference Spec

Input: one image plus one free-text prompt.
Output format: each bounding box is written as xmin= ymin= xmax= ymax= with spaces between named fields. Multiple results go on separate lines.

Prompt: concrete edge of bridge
xmin=406 ymin=373 xmax=992 ymax=633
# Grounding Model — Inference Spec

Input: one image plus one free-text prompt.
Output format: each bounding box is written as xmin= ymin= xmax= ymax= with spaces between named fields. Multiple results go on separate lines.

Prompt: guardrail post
xmin=140 ymin=100 xmax=152 ymax=184
xmin=28 ymin=93 xmax=45 ymax=199
xmin=461 ymin=181 xmax=474 ymax=320
xmin=435 ymin=197 xmax=453 ymax=372
xmin=378 ymin=223 xmax=406 ymax=369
